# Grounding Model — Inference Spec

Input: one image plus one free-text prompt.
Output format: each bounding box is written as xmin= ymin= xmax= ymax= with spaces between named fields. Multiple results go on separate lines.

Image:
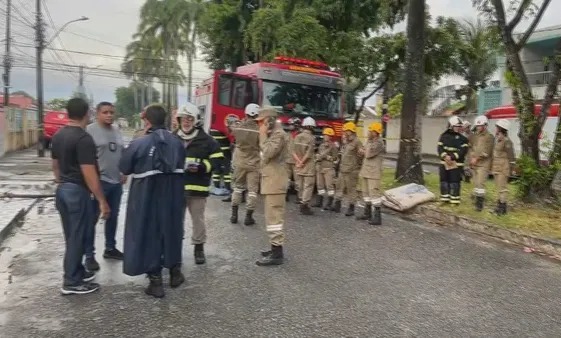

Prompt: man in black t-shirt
xmin=51 ymin=98 xmax=110 ymax=296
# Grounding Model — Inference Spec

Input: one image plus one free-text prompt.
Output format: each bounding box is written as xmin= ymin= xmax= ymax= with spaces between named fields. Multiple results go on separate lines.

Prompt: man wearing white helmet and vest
xmin=293 ymin=116 xmax=317 ymax=215
xmin=173 ymin=103 xmax=224 ymax=265
xmin=491 ymin=119 xmax=516 ymax=215
xmin=437 ymin=116 xmax=469 ymax=204
xmin=230 ymin=103 xmax=261 ymax=226
xmin=469 ymin=115 xmax=495 ymax=211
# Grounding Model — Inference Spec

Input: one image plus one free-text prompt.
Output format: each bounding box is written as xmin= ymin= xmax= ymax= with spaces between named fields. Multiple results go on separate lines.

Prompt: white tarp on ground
xmin=382 ymin=183 xmax=435 ymax=212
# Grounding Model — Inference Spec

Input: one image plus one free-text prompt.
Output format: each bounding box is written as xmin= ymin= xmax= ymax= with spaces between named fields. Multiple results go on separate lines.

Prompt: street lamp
xmin=36 ymin=11 xmax=89 ymax=157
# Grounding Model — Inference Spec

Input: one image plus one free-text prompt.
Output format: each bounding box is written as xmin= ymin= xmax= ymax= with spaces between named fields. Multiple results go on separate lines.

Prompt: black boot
xmin=312 ymin=195 xmax=324 ymax=208
xmin=439 ymin=182 xmax=450 ymax=203
xmin=370 ymin=206 xmax=382 ymax=225
xmin=169 ymin=265 xmax=185 ymax=288
xmin=475 ymin=196 xmax=484 ymax=212
xmin=357 ymin=203 xmax=371 ymax=220
xmin=145 ymin=274 xmax=165 ymax=298
xmin=345 ymin=204 xmax=355 ymax=217
xmin=295 ymin=196 xmax=302 ymax=204
xmin=244 ymin=210 xmax=256 ymax=226
xmin=493 ymin=200 xmax=501 ymax=215
xmin=300 ymin=203 xmax=314 ymax=215
xmin=331 ymin=199 xmax=342 ymax=213
xmin=194 ymin=244 xmax=206 ymax=265
xmin=256 ymin=245 xmax=284 ymax=266
xmin=230 ymin=206 xmax=238 ymax=224
xmin=499 ymin=202 xmax=508 ymax=216
xmin=323 ymin=196 xmax=333 ymax=210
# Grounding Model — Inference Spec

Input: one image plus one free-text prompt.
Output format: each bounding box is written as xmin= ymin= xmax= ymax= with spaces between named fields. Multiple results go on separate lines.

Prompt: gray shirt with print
xmin=86 ymin=123 xmax=124 ymax=184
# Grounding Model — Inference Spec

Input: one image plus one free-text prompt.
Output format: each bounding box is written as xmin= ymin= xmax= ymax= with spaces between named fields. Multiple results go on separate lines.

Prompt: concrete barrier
xmin=0 ymin=107 xmax=38 ymax=157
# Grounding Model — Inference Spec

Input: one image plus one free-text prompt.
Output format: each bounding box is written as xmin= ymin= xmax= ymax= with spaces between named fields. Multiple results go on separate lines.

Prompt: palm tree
xmin=454 ymin=19 xmax=500 ymax=114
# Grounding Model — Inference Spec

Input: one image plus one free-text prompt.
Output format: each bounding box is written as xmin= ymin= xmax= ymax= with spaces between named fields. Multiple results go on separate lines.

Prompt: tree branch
xmin=507 ymin=0 xmax=531 ymax=31
xmin=354 ymin=76 xmax=388 ymax=124
xmin=516 ymin=0 xmax=552 ymax=51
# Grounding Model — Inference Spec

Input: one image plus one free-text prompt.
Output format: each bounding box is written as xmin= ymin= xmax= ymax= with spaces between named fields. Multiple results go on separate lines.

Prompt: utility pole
xmin=78 ymin=65 xmax=84 ymax=86
xmin=3 ymin=0 xmax=11 ymax=107
xmin=35 ymin=0 xmax=45 ymax=157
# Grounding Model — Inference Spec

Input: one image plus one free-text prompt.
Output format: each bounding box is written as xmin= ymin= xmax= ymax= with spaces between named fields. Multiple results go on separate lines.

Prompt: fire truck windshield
xmin=262 ymin=80 xmax=341 ymax=119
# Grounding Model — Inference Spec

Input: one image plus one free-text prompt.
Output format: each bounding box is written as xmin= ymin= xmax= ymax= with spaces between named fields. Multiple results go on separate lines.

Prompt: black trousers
xmin=439 ymin=165 xmax=462 ymax=204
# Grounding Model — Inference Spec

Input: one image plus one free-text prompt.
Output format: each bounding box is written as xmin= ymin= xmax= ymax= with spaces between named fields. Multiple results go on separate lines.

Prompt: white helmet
xmin=462 ymin=120 xmax=471 ymax=128
xmin=302 ymin=117 xmax=316 ymax=127
xmin=177 ymin=102 xmax=199 ymax=122
xmin=474 ymin=115 xmax=489 ymax=126
xmin=448 ymin=116 xmax=462 ymax=127
xmin=496 ymin=119 xmax=510 ymax=131
xmin=244 ymin=103 xmax=260 ymax=117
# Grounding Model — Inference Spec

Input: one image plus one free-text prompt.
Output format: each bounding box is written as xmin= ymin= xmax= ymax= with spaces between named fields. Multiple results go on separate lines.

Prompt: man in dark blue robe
xmin=119 ymin=104 xmax=186 ymax=298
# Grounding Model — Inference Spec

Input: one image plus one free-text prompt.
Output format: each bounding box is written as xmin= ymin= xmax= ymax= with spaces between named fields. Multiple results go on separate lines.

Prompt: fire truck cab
xmin=194 ymin=56 xmax=346 ymax=145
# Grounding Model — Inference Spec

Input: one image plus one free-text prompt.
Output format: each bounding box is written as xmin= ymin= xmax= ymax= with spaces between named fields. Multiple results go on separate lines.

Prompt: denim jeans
xmin=55 ymin=183 xmax=93 ymax=286
xmin=85 ymin=181 xmax=123 ymax=257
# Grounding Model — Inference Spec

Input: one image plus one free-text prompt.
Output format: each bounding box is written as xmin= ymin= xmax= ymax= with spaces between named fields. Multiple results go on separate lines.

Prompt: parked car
xmin=44 ymin=110 xmax=68 ymax=148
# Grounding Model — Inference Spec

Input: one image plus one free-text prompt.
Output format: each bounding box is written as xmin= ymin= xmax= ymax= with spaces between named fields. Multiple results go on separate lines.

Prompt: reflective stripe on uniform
xmin=474 ymin=188 xmax=485 ymax=195
xmin=317 ymin=189 xmax=326 ymax=195
xmin=266 ymin=223 xmax=283 ymax=232
xmin=132 ymin=169 xmax=184 ymax=179
xmin=203 ymin=159 xmax=211 ymax=173
xmin=371 ymin=198 xmax=382 ymax=206
xmin=210 ymin=152 xmax=224 ymax=159
xmin=185 ymin=184 xmax=210 ymax=192
xmin=235 ymin=128 xmax=259 ymax=133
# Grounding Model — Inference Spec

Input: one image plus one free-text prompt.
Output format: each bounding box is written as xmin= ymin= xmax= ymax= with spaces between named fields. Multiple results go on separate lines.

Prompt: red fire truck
xmin=194 ymin=56 xmax=346 ymax=144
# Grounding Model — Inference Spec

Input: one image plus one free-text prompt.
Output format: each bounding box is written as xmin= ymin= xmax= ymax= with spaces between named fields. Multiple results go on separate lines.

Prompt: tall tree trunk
xmin=395 ymin=0 xmax=426 ymax=184
xmin=546 ymin=38 xmax=561 ymax=165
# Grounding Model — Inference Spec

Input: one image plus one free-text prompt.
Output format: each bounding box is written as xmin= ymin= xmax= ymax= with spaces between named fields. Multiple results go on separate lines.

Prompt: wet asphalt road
xmin=1 ymin=193 xmax=561 ymax=337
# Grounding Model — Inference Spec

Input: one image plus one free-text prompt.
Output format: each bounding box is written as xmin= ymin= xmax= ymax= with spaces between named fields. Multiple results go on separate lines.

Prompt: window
xmin=218 ymin=75 xmax=232 ymax=106
xmin=232 ymin=79 xmax=247 ymax=108
xmin=262 ymin=80 xmax=341 ymax=119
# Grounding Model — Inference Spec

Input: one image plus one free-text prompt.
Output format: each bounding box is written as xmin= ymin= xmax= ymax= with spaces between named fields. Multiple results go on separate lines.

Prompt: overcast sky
xmin=1 ymin=0 xmax=560 ymax=105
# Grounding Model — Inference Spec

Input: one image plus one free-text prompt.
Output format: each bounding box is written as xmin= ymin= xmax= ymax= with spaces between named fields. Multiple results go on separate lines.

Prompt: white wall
xmin=362 ymin=116 xmax=475 ymax=155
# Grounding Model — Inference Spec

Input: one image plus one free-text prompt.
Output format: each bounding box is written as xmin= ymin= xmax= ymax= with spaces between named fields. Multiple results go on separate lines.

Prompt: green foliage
xmin=114 ymin=83 xmax=160 ymax=124
xmin=514 ymin=155 xmax=561 ymax=201
xmin=46 ymin=98 xmax=68 ymax=110
xmin=376 ymin=93 xmax=403 ymax=117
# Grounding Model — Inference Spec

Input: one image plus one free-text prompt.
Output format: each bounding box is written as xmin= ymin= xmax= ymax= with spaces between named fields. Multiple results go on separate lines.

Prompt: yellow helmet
xmin=343 ymin=122 xmax=356 ymax=133
xmin=322 ymin=127 xmax=335 ymax=136
xmin=368 ymin=122 xmax=383 ymax=134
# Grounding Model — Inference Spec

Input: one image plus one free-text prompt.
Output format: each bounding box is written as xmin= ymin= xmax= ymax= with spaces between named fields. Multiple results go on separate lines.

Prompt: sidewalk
xmin=0 ymin=148 xmax=53 ymax=245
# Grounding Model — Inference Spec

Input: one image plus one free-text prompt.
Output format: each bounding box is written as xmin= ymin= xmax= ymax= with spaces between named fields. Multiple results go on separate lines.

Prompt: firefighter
xmin=469 ymin=115 xmax=495 ymax=211
xmin=209 ymin=127 xmax=232 ymax=194
xmin=491 ymin=119 xmax=516 ymax=216
xmin=285 ymin=117 xmax=302 ymax=202
xmin=174 ymin=104 xmax=223 ymax=265
xmin=462 ymin=120 xmax=473 ymax=183
xmin=230 ymin=103 xmax=261 ymax=226
xmin=255 ymin=106 xmax=288 ymax=266
xmin=357 ymin=122 xmax=385 ymax=225
xmin=293 ymin=117 xmax=317 ymax=215
xmin=437 ymin=116 xmax=469 ymax=204
xmin=313 ymin=127 xmax=339 ymax=210
xmin=332 ymin=121 xmax=363 ymax=216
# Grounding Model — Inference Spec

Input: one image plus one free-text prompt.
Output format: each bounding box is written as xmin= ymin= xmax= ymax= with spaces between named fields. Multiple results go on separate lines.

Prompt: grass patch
xmin=381 ymin=168 xmax=561 ymax=240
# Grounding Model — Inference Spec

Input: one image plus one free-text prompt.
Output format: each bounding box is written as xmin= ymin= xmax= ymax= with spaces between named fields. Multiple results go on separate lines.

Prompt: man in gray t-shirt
xmin=84 ymin=102 xmax=126 ymax=271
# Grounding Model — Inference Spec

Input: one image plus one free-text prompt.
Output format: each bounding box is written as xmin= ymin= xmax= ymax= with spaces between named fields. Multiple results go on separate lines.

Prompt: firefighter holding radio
xmin=255 ymin=106 xmax=289 ymax=266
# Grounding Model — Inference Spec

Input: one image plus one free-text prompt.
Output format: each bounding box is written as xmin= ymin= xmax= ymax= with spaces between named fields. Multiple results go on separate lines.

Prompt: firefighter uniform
xmin=210 ymin=129 xmax=233 ymax=190
xmin=293 ymin=118 xmax=316 ymax=214
xmin=491 ymin=119 xmax=515 ymax=215
xmin=230 ymin=112 xmax=261 ymax=225
xmin=313 ymin=128 xmax=339 ymax=209
xmin=333 ymin=122 xmax=363 ymax=216
xmin=358 ymin=122 xmax=385 ymax=225
xmin=470 ymin=116 xmax=495 ymax=211
xmin=256 ymin=107 xmax=288 ymax=266
xmin=175 ymin=105 xmax=224 ymax=265
xmin=438 ymin=116 xmax=469 ymax=204
xmin=285 ymin=117 xmax=301 ymax=201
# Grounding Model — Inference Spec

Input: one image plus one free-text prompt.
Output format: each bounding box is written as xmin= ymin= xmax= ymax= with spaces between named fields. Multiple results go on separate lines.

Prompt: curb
xmin=0 ymin=199 xmax=40 ymax=246
xmin=414 ymin=204 xmax=561 ymax=257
